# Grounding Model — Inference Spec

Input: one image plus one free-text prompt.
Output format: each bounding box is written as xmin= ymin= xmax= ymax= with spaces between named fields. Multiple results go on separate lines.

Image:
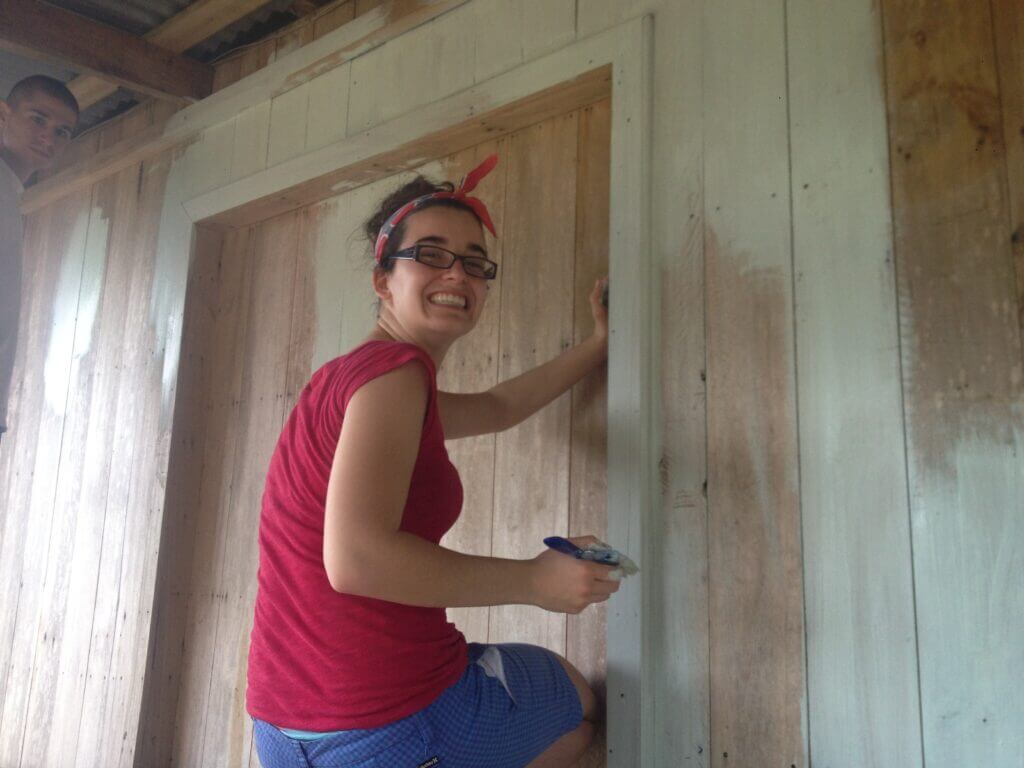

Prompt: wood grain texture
xmin=0 ymin=188 xmax=93 ymax=767
xmin=22 ymin=1 xmax=475 ymax=216
xmin=566 ymin=98 xmax=610 ymax=768
xmin=882 ymin=1 xmax=1024 ymax=764
xmin=199 ymin=213 xmax=301 ymax=768
xmin=488 ymin=113 xmax=579 ymax=650
xmin=68 ymin=0 xmax=274 ymax=109
xmin=703 ymin=2 xmax=806 ymax=766
xmin=436 ymin=139 xmax=508 ymax=645
xmin=788 ymin=0 xmax=923 ymax=764
xmin=90 ymin=150 xmax=176 ymax=768
xmin=23 ymin=165 xmax=119 ymax=768
xmin=991 ymin=0 xmax=1024 ymax=359
xmin=134 ymin=224 xmax=249 ymax=768
xmin=0 ymin=0 xmax=213 ymax=103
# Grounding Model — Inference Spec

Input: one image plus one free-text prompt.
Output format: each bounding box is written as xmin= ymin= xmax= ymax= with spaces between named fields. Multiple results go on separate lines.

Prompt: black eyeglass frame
xmin=387 ymin=244 xmax=499 ymax=280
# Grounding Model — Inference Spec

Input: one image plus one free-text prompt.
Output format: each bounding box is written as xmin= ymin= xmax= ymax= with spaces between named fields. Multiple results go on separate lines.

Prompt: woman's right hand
xmin=528 ymin=536 xmax=621 ymax=614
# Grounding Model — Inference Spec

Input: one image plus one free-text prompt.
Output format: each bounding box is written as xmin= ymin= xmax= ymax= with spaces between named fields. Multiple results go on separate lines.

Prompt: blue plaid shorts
xmin=252 ymin=643 xmax=584 ymax=768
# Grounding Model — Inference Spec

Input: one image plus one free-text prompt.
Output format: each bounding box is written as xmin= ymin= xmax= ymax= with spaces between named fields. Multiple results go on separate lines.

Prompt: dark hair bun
xmin=364 ymin=176 xmax=455 ymax=245
xmin=365 ymin=175 xmax=483 ymax=269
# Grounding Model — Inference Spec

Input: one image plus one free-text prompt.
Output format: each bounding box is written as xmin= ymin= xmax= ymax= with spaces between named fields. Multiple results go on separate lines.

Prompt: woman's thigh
xmin=420 ymin=642 xmax=584 ymax=768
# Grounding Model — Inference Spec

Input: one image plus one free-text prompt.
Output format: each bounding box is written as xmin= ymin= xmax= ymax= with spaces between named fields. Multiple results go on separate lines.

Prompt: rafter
xmin=0 ymin=0 xmax=214 ymax=103
xmin=67 ymin=0 xmax=276 ymax=110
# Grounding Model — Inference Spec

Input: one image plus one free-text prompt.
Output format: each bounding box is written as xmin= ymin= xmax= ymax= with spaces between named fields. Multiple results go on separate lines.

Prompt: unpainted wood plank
xmin=436 ymin=139 xmax=508 ymax=645
xmin=276 ymin=15 xmax=317 ymax=58
xmin=788 ymin=0 xmax=924 ymax=764
xmin=991 ymin=0 xmax=1024 ymax=354
xmin=0 ymin=0 xmax=214 ymax=103
xmin=882 ymin=1 xmax=1024 ymax=764
xmin=168 ymin=227 xmax=259 ymax=768
xmin=355 ymin=0 xmax=385 ymax=15
xmin=347 ymin=2 xmax=475 ymax=133
xmin=213 ymin=52 xmax=245 ymax=92
xmin=69 ymin=0 xmax=274 ymax=109
xmin=703 ymin=1 xmax=806 ymax=766
xmin=313 ymin=1 xmax=357 ymax=39
xmin=302 ymin=195 xmax=364 ymax=367
xmin=131 ymin=224 xmax=246 ymax=768
xmin=566 ymin=98 xmax=610 ymax=768
xmin=489 ymin=112 xmax=578 ymax=650
xmin=198 ymin=212 xmax=301 ymax=767
xmin=0 ymin=189 xmax=94 ymax=768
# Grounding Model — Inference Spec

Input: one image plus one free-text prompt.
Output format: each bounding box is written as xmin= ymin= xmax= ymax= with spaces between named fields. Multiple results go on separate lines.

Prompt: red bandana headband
xmin=374 ymin=154 xmax=499 ymax=263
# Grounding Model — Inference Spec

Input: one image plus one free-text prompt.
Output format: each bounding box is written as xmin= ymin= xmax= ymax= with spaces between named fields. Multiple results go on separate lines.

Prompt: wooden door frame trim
xmin=181 ymin=15 xmax=656 ymax=766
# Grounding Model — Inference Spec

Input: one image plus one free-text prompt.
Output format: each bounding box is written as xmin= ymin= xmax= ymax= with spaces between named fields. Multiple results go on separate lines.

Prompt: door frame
xmin=177 ymin=15 xmax=656 ymax=766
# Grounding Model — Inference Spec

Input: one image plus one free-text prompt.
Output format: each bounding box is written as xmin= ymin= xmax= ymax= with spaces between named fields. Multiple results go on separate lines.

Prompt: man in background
xmin=0 ymin=75 xmax=78 ymax=445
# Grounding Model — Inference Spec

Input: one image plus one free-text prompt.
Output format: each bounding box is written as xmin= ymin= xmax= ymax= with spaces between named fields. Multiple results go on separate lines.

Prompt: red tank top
xmin=246 ymin=340 xmax=468 ymax=730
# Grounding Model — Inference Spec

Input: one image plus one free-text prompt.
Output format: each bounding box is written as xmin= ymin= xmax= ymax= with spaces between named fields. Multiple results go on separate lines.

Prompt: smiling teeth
xmin=429 ymin=293 xmax=466 ymax=308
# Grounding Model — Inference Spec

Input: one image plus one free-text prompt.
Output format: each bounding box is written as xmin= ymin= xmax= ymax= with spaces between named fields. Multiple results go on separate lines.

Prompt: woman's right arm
xmin=322 ymin=361 xmax=618 ymax=613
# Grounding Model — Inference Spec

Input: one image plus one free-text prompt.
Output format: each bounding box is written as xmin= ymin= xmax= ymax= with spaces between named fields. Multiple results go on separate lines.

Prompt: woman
xmin=247 ymin=155 xmax=618 ymax=768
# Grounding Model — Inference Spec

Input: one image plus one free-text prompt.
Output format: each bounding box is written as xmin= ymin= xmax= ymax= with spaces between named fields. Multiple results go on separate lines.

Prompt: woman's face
xmin=374 ymin=206 xmax=492 ymax=342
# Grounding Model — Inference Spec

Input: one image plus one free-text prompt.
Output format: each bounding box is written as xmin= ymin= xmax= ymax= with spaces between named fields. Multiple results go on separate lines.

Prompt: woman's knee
xmin=552 ymin=653 xmax=598 ymax=722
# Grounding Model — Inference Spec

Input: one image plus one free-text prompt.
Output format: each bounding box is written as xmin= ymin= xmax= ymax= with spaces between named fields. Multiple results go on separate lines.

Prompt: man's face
xmin=0 ymin=91 xmax=78 ymax=178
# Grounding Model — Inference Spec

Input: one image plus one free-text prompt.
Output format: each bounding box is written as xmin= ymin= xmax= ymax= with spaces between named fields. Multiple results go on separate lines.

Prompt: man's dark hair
xmin=6 ymin=75 xmax=80 ymax=116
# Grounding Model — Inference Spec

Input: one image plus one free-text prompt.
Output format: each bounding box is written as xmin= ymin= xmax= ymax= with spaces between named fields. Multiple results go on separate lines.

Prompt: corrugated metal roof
xmin=2 ymin=0 xmax=326 ymax=132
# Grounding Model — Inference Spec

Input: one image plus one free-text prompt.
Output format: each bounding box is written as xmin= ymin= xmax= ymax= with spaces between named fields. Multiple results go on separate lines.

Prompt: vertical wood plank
xmin=268 ymin=84 xmax=311 ymax=167
xmin=276 ymin=17 xmax=316 ymax=59
xmin=991 ymin=0 xmax=1024 ymax=351
xmin=0 ymin=189 xmax=93 ymax=768
xmin=788 ymin=0 xmax=923 ymax=764
xmin=521 ymin=0 xmax=576 ymax=60
xmin=347 ymin=6 xmax=475 ymax=133
xmin=231 ymin=101 xmax=272 ymax=182
xmin=90 ymin=150 xmax=177 ymax=768
xmin=132 ymin=224 xmax=247 ymax=768
xmin=27 ymin=166 xmax=129 ymax=768
xmin=168 ymin=226 xmax=258 ymax=768
xmin=471 ymin=0 xmax=524 ymax=82
xmin=566 ymin=98 xmax=610 ymax=768
xmin=313 ymin=1 xmax=356 ymax=39
xmin=703 ymin=2 xmax=806 ymax=766
xmin=198 ymin=212 xmax=301 ymax=768
xmin=305 ymin=64 xmax=352 ymax=153
xmin=489 ymin=113 xmax=578 ymax=651
xmin=436 ymin=139 xmax=508 ymax=645
xmin=882 ymin=1 xmax=1024 ymax=764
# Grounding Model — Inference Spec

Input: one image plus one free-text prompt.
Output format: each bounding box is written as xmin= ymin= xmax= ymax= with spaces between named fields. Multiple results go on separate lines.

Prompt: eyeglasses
xmin=388 ymin=244 xmax=499 ymax=280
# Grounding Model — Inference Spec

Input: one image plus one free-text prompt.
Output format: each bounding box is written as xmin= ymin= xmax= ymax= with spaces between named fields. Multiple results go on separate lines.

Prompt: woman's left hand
xmin=588 ymin=276 xmax=609 ymax=345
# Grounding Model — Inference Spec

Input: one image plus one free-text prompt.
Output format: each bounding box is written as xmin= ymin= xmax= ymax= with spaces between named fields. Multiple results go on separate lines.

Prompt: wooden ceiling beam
xmin=0 ymin=0 xmax=214 ymax=104
xmin=67 ymin=0 xmax=276 ymax=110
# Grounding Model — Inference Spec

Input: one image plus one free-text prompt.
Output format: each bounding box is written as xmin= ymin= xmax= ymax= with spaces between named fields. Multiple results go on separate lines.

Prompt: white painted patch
xmin=44 ymin=207 xmax=103 ymax=415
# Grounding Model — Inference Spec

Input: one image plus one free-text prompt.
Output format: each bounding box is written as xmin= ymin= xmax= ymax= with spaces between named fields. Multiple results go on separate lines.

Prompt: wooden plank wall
xmin=0 ymin=148 xmax=177 ymax=768
xmin=882 ymin=2 xmax=1024 ymax=766
xmin=142 ymin=102 xmax=610 ymax=767
xmin=1 ymin=0 xmax=1021 ymax=766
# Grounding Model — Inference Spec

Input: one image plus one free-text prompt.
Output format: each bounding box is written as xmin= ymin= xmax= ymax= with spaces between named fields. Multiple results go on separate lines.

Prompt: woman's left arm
xmin=439 ymin=277 xmax=608 ymax=439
